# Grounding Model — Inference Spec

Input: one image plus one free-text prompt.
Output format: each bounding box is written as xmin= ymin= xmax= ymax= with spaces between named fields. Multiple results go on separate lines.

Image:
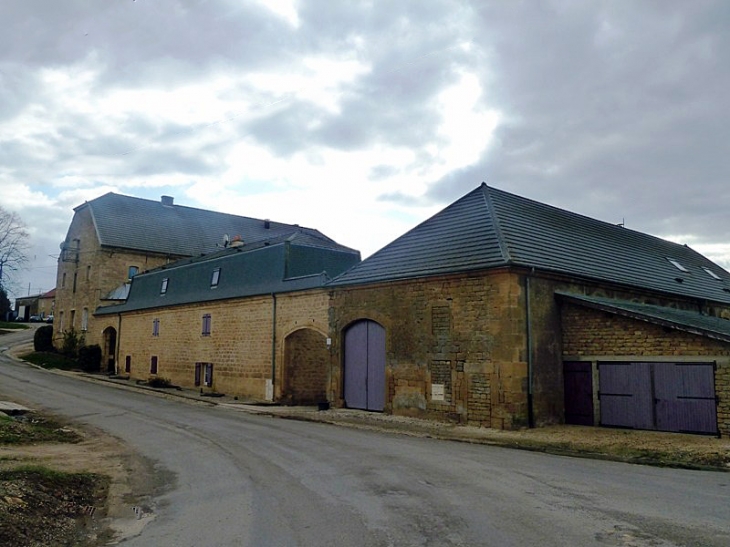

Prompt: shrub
xmin=61 ymin=328 xmax=82 ymax=357
xmin=78 ymin=344 xmax=102 ymax=373
xmin=147 ymin=377 xmax=173 ymax=388
xmin=33 ymin=325 xmax=54 ymax=352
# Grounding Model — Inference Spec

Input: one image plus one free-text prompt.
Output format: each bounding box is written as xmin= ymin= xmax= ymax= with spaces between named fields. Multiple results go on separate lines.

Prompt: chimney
xmin=161 ymin=196 xmax=174 ymax=207
xmin=264 ymin=219 xmax=271 ymax=229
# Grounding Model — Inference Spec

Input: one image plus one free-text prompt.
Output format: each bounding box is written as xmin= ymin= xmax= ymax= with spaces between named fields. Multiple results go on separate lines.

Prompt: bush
xmin=78 ymin=344 xmax=102 ymax=373
xmin=61 ymin=328 xmax=82 ymax=357
xmin=147 ymin=377 xmax=173 ymax=388
xmin=33 ymin=325 xmax=54 ymax=352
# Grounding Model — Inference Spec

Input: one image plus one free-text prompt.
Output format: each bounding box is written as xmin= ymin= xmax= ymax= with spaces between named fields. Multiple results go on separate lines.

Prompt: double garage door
xmin=565 ymin=361 xmax=718 ymax=435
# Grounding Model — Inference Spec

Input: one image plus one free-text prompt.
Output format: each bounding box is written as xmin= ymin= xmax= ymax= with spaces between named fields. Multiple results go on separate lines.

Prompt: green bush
xmin=33 ymin=325 xmax=54 ymax=352
xmin=61 ymin=328 xmax=82 ymax=357
xmin=78 ymin=344 xmax=102 ymax=373
xmin=147 ymin=377 xmax=173 ymax=388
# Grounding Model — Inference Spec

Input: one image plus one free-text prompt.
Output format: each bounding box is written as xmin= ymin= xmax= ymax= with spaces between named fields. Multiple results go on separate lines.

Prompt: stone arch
xmin=282 ymin=328 xmax=329 ymax=405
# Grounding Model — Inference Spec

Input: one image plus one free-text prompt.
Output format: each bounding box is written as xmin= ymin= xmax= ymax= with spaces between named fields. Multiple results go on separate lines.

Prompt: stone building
xmin=326 ymin=184 xmax=730 ymax=437
xmin=95 ymin=234 xmax=360 ymax=402
xmin=54 ymin=192 xmax=357 ymax=371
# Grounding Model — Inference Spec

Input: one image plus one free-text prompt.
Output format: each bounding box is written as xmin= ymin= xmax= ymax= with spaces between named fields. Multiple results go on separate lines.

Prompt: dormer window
xmin=211 ymin=268 xmax=221 ymax=288
xmin=703 ymin=267 xmax=721 ymax=280
xmin=160 ymin=278 xmax=169 ymax=295
xmin=667 ymin=258 xmax=688 ymax=273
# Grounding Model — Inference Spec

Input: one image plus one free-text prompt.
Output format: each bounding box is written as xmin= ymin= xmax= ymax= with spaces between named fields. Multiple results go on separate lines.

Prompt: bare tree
xmin=0 ymin=205 xmax=30 ymax=292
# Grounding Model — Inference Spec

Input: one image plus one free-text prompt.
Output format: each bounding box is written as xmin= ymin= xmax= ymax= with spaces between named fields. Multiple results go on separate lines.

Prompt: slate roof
xmin=76 ymin=192 xmax=356 ymax=257
xmin=331 ymin=183 xmax=730 ymax=305
xmin=95 ymin=239 xmax=360 ymax=315
xmin=557 ymin=292 xmax=730 ymax=344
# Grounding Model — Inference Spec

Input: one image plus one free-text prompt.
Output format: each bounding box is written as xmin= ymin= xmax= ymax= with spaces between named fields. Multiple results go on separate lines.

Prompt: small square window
xmin=160 ymin=278 xmax=169 ymax=295
xmin=211 ymin=268 xmax=221 ymax=288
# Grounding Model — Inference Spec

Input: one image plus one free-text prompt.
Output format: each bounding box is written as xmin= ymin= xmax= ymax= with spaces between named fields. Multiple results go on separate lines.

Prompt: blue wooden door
xmin=344 ymin=320 xmax=385 ymax=411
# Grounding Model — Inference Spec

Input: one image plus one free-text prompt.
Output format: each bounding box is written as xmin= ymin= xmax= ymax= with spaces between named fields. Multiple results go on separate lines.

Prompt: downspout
xmin=116 ymin=312 xmax=122 ymax=375
xmin=270 ymin=293 xmax=277 ymax=402
xmin=525 ymin=275 xmax=535 ymax=428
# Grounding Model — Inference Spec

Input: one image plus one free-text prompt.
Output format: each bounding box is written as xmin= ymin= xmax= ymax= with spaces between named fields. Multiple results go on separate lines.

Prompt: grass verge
xmin=19 ymin=350 xmax=80 ymax=371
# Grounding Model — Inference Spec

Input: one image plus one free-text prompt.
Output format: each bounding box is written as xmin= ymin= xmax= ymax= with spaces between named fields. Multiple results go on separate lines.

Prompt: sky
xmin=1 ymin=0 xmax=729 ymax=301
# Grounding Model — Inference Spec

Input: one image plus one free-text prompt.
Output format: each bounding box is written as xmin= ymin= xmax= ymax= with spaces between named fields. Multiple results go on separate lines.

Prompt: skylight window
xmin=211 ymin=268 xmax=221 ymax=288
xmin=667 ymin=258 xmax=688 ymax=273
xmin=703 ymin=267 xmax=721 ymax=280
xmin=160 ymin=278 xmax=169 ymax=295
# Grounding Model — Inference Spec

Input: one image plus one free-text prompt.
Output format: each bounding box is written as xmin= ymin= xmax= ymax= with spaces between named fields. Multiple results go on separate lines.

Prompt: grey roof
xmin=95 ymin=239 xmax=360 ymax=315
xmin=331 ymin=183 xmax=730 ymax=305
xmin=76 ymin=192 xmax=356 ymax=257
xmin=102 ymin=283 xmax=130 ymax=301
xmin=557 ymin=292 xmax=730 ymax=344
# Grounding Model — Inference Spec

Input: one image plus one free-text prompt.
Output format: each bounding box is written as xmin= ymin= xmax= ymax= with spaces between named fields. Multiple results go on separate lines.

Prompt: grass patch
xmin=20 ymin=350 xmax=80 ymax=371
xmin=0 ymin=321 xmax=28 ymax=331
xmin=0 ymin=413 xmax=82 ymax=445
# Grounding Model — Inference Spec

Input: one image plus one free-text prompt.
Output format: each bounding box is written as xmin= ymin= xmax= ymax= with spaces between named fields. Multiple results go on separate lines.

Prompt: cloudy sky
xmin=1 ymin=0 xmax=729 ymax=301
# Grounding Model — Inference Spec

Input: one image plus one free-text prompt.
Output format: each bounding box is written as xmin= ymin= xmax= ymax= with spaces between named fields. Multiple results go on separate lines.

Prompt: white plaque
xmin=431 ymin=383 xmax=445 ymax=401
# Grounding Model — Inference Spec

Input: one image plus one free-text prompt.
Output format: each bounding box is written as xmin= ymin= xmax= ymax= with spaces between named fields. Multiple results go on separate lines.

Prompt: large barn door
xmin=599 ymin=362 xmax=717 ymax=434
xmin=654 ymin=363 xmax=717 ymax=435
xmin=599 ymin=362 xmax=654 ymax=430
xmin=343 ymin=320 xmax=385 ymax=411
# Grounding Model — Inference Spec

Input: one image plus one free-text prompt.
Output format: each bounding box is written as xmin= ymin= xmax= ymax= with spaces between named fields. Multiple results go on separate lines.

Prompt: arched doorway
xmin=283 ymin=328 xmax=329 ymax=405
xmin=343 ymin=320 xmax=385 ymax=411
xmin=102 ymin=327 xmax=117 ymax=374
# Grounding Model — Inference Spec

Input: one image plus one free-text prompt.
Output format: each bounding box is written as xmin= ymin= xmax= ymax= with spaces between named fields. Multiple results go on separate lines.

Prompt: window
xmin=210 ymin=268 xmax=221 ymax=288
xmin=125 ymin=356 xmax=131 ymax=373
xmin=72 ymin=272 xmax=77 ymax=293
xmin=62 ymin=272 xmax=66 ymax=288
xmin=667 ymin=258 xmax=689 ymax=272
xmin=703 ymin=267 xmax=721 ymax=280
xmin=202 ymin=314 xmax=212 ymax=336
xmin=70 ymin=310 xmax=76 ymax=329
xmin=128 ymin=266 xmax=139 ymax=279
xmin=86 ymin=265 xmax=91 ymax=281
xmin=160 ymin=278 xmax=169 ymax=295
xmin=196 ymin=362 xmax=214 ymax=387
xmin=152 ymin=318 xmax=160 ymax=336
xmin=59 ymin=311 xmax=64 ymax=332
xmin=150 ymin=356 xmax=158 ymax=375
xmin=81 ymin=308 xmax=88 ymax=332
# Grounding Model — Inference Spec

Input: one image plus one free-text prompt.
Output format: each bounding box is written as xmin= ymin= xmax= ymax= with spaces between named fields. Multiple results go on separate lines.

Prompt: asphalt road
xmin=1 ymin=330 xmax=729 ymax=546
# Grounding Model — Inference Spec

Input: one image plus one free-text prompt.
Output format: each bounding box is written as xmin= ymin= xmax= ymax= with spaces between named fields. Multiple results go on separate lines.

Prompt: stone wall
xmin=116 ymin=289 xmax=330 ymax=401
xmin=330 ymin=270 xmax=529 ymax=429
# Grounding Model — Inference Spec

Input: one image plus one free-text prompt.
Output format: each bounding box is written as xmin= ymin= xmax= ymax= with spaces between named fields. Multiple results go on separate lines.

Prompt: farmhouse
xmin=54 ymin=192 xmax=357 ymax=371
xmin=78 ymin=184 xmax=730 ymax=437
xmin=327 ymin=184 xmax=730 ymax=436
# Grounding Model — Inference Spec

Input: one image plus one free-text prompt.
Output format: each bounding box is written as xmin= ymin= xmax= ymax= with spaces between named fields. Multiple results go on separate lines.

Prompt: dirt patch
xmin=0 ymin=411 xmax=161 ymax=546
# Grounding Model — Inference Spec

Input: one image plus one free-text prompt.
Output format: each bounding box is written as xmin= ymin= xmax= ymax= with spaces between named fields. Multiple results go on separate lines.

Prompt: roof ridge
xmin=480 ymin=182 xmax=512 ymax=263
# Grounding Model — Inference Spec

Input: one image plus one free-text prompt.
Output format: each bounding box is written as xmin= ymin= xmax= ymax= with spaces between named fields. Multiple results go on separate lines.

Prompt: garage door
xmin=599 ymin=362 xmax=717 ymax=435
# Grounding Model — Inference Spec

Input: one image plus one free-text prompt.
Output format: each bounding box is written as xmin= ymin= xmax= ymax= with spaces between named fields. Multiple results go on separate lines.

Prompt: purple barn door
xmin=344 ymin=320 xmax=386 ymax=411
xmin=654 ymin=363 xmax=717 ymax=435
xmin=599 ymin=362 xmax=654 ymax=430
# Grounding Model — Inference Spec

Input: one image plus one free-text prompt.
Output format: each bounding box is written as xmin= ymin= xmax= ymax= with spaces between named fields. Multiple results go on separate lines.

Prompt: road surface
xmin=1 ymin=330 xmax=728 ymax=546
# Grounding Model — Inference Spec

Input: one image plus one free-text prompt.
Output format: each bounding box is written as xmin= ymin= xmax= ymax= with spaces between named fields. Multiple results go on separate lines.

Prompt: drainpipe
xmin=270 ymin=293 xmax=277 ymax=401
xmin=115 ymin=312 xmax=122 ymax=376
xmin=525 ymin=275 xmax=535 ymax=428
